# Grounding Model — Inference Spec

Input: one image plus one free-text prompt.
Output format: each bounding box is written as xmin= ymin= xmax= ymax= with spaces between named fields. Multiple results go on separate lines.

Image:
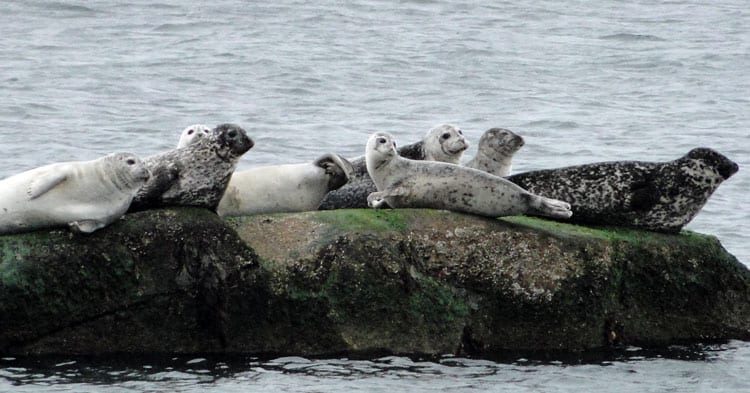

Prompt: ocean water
xmin=0 ymin=0 xmax=748 ymax=391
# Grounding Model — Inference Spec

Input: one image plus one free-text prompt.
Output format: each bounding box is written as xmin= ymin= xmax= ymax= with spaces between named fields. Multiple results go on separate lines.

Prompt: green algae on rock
xmin=1 ymin=208 xmax=748 ymax=356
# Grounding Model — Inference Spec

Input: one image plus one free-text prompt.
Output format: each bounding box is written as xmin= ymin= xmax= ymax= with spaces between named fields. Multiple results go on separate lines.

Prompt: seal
xmin=365 ymin=132 xmax=572 ymax=219
xmin=0 ymin=152 xmax=150 ymax=235
xmin=177 ymin=124 xmax=211 ymax=148
xmin=318 ymin=124 xmax=470 ymax=209
xmin=217 ymin=153 xmax=354 ymax=216
xmin=506 ymin=147 xmax=739 ymax=232
xmin=465 ymin=127 xmax=525 ymax=177
xmin=130 ymin=123 xmax=254 ymax=212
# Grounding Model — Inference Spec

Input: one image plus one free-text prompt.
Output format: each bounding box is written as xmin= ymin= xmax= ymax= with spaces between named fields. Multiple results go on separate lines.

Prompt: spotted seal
xmin=177 ymin=124 xmax=211 ymax=148
xmin=130 ymin=123 xmax=254 ymax=212
xmin=0 ymin=153 xmax=150 ymax=234
xmin=465 ymin=127 xmax=525 ymax=177
xmin=506 ymin=147 xmax=739 ymax=232
xmin=217 ymin=153 xmax=354 ymax=216
xmin=365 ymin=132 xmax=572 ymax=219
xmin=318 ymin=124 xmax=469 ymax=209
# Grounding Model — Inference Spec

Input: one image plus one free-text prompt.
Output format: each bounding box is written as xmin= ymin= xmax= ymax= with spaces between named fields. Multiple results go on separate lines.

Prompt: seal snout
xmin=719 ymin=161 xmax=739 ymax=180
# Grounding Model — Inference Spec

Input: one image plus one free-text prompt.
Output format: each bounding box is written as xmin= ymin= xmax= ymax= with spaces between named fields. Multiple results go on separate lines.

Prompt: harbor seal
xmin=177 ymin=124 xmax=211 ymax=148
xmin=465 ymin=127 xmax=525 ymax=177
xmin=365 ymin=132 xmax=572 ymax=219
xmin=130 ymin=123 xmax=254 ymax=212
xmin=217 ymin=153 xmax=354 ymax=216
xmin=318 ymin=124 xmax=469 ymax=209
xmin=0 ymin=153 xmax=150 ymax=235
xmin=506 ymin=147 xmax=739 ymax=232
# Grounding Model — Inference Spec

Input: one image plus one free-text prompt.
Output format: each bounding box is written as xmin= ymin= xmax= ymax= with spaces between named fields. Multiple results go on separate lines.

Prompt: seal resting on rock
xmin=217 ymin=153 xmax=354 ymax=216
xmin=318 ymin=124 xmax=469 ymax=209
xmin=365 ymin=132 xmax=572 ymax=219
xmin=130 ymin=123 xmax=254 ymax=212
xmin=0 ymin=153 xmax=150 ymax=234
xmin=506 ymin=147 xmax=739 ymax=232
xmin=177 ymin=124 xmax=211 ymax=148
xmin=464 ymin=127 xmax=525 ymax=177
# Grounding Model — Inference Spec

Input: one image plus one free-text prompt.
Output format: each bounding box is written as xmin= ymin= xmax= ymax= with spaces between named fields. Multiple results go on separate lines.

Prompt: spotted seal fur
xmin=318 ymin=124 xmax=469 ymax=209
xmin=506 ymin=147 xmax=739 ymax=232
xmin=130 ymin=123 xmax=254 ymax=212
xmin=365 ymin=132 xmax=572 ymax=219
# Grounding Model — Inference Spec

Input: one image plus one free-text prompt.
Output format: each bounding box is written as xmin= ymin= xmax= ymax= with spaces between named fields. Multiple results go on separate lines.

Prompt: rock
xmin=1 ymin=208 xmax=748 ymax=356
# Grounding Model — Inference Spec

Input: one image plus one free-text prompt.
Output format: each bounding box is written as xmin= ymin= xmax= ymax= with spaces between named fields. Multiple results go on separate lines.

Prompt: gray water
xmin=0 ymin=0 xmax=748 ymax=391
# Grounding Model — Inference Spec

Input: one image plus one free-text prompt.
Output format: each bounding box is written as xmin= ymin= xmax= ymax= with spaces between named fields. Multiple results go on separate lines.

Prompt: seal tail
xmin=527 ymin=194 xmax=573 ymax=219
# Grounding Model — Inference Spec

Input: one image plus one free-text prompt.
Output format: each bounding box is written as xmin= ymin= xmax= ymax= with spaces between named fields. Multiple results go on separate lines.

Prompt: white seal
xmin=0 ymin=153 xmax=150 ymax=235
xmin=423 ymin=124 xmax=469 ymax=164
xmin=465 ymin=128 xmax=525 ymax=177
xmin=217 ymin=153 xmax=354 ymax=216
xmin=318 ymin=124 xmax=469 ymax=210
xmin=365 ymin=132 xmax=572 ymax=219
xmin=177 ymin=124 xmax=211 ymax=148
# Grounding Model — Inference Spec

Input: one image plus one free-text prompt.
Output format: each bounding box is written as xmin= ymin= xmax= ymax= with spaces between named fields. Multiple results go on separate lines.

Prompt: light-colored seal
xmin=130 ymin=123 xmax=254 ymax=212
xmin=365 ymin=132 xmax=572 ymax=219
xmin=0 ymin=153 xmax=150 ymax=235
xmin=318 ymin=124 xmax=470 ymax=209
xmin=217 ymin=153 xmax=354 ymax=216
xmin=465 ymin=127 xmax=525 ymax=177
xmin=177 ymin=124 xmax=211 ymax=148
xmin=507 ymin=147 xmax=739 ymax=232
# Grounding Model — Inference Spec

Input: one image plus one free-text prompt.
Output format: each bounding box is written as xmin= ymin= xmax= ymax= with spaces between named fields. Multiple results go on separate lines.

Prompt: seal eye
xmin=377 ymin=137 xmax=387 ymax=144
xmin=457 ymin=130 xmax=463 ymax=135
xmin=187 ymin=129 xmax=194 ymax=135
xmin=228 ymin=130 xmax=237 ymax=138
xmin=126 ymin=158 xmax=136 ymax=165
xmin=441 ymin=133 xmax=451 ymax=140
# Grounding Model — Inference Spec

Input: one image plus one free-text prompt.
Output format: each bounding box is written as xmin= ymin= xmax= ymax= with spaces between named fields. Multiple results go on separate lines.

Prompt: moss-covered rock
xmin=1 ymin=208 xmax=748 ymax=356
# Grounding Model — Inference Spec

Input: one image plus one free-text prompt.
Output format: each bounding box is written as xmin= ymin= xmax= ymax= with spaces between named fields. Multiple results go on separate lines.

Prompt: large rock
xmin=1 ymin=208 xmax=748 ymax=355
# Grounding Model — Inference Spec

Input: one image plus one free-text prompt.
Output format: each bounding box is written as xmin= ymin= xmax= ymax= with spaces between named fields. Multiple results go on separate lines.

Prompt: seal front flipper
xmin=69 ymin=219 xmax=107 ymax=234
xmin=629 ymin=176 xmax=659 ymax=211
xmin=130 ymin=161 xmax=182 ymax=211
xmin=27 ymin=170 xmax=68 ymax=200
xmin=367 ymin=187 xmax=406 ymax=208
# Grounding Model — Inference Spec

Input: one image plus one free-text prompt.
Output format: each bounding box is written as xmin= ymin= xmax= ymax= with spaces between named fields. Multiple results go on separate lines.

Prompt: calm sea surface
xmin=1 ymin=0 xmax=748 ymax=391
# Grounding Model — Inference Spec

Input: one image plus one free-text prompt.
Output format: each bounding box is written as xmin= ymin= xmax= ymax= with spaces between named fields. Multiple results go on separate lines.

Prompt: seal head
xmin=465 ymin=128 xmax=525 ymax=177
xmin=177 ymin=124 xmax=211 ymax=148
xmin=424 ymin=124 xmax=469 ymax=163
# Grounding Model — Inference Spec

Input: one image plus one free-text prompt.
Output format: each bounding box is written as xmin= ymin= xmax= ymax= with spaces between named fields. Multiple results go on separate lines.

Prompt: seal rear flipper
xmin=314 ymin=153 xmax=355 ymax=190
xmin=27 ymin=171 xmax=68 ymax=200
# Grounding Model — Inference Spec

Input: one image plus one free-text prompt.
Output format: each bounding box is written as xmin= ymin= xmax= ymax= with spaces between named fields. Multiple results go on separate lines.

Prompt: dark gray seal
xmin=130 ymin=123 xmax=254 ymax=212
xmin=506 ymin=147 xmax=739 ymax=232
xmin=465 ymin=127 xmax=525 ymax=177
xmin=366 ymin=132 xmax=572 ymax=219
xmin=318 ymin=124 xmax=469 ymax=209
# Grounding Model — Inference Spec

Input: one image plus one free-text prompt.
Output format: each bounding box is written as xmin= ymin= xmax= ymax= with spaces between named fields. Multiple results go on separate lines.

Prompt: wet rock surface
xmin=1 ymin=208 xmax=748 ymax=356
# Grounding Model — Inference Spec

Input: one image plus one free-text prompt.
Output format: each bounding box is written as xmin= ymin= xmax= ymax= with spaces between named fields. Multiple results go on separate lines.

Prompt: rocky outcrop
xmin=1 ymin=208 xmax=748 ymax=356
